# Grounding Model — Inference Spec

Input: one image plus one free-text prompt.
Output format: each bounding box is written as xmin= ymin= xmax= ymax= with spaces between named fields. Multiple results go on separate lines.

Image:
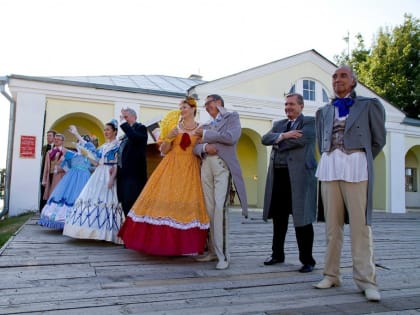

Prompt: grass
xmin=0 ymin=212 xmax=34 ymax=247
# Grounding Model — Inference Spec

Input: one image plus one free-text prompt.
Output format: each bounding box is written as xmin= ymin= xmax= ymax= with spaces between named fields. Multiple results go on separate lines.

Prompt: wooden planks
xmin=0 ymin=209 xmax=420 ymax=314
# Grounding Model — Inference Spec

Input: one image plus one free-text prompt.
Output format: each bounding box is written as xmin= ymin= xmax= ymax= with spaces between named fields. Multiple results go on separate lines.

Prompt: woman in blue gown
xmin=38 ymin=136 xmax=93 ymax=229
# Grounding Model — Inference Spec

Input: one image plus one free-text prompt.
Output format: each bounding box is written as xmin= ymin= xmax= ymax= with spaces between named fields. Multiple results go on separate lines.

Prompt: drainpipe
xmin=0 ymin=76 xmax=15 ymax=218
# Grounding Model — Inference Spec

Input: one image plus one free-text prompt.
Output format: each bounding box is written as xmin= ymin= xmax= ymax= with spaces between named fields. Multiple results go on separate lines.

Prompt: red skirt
xmin=118 ymin=216 xmax=208 ymax=256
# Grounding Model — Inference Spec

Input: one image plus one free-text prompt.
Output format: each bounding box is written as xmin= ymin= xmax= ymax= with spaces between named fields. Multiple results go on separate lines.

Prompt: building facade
xmin=2 ymin=50 xmax=420 ymax=216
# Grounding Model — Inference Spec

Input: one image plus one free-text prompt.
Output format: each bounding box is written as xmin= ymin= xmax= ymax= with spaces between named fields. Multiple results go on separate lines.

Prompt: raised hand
xmin=68 ymin=125 xmax=79 ymax=136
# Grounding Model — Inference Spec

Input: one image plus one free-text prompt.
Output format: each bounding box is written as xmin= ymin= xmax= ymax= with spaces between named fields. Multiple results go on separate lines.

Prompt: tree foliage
xmin=334 ymin=14 xmax=419 ymax=118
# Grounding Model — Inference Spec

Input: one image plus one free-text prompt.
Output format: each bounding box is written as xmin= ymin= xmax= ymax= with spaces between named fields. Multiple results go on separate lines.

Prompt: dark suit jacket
xmin=40 ymin=144 xmax=52 ymax=180
xmin=117 ymin=121 xmax=148 ymax=214
xmin=118 ymin=122 xmax=148 ymax=179
xmin=262 ymin=114 xmax=317 ymax=227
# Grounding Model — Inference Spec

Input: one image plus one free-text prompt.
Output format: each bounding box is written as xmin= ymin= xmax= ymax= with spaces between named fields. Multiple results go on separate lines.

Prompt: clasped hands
xmin=193 ymin=128 xmax=217 ymax=155
xmin=283 ymin=129 xmax=303 ymax=139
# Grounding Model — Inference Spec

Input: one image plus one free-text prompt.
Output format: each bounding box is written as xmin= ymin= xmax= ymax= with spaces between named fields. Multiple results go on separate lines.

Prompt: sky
xmin=0 ymin=0 xmax=418 ymax=167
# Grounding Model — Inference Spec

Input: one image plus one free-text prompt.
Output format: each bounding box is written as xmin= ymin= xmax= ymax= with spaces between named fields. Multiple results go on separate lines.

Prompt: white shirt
xmin=315 ymin=113 xmax=368 ymax=182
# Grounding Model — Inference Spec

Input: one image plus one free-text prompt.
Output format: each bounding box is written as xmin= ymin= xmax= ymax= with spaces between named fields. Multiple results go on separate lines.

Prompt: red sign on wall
xmin=19 ymin=135 xmax=37 ymax=158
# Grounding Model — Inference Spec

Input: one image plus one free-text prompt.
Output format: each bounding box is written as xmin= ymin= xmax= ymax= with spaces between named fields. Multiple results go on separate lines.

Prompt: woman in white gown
xmin=63 ymin=120 xmax=124 ymax=244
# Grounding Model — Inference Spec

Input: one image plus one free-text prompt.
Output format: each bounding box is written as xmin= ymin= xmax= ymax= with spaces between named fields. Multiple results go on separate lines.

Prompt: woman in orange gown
xmin=118 ymin=97 xmax=209 ymax=256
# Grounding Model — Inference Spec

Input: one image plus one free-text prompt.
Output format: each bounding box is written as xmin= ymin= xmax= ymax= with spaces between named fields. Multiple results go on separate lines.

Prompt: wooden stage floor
xmin=1 ymin=209 xmax=420 ymax=314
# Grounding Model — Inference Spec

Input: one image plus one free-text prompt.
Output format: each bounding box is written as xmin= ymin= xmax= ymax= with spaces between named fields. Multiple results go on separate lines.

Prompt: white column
xmin=9 ymin=92 xmax=46 ymax=215
xmin=387 ymin=132 xmax=406 ymax=213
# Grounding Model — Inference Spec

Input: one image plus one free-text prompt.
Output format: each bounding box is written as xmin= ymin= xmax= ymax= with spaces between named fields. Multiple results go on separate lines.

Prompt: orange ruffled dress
xmin=118 ymin=133 xmax=209 ymax=256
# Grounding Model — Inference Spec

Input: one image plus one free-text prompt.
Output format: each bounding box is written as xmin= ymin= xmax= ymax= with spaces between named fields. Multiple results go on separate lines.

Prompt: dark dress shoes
xmin=264 ymin=257 xmax=284 ymax=266
xmin=299 ymin=264 xmax=314 ymax=273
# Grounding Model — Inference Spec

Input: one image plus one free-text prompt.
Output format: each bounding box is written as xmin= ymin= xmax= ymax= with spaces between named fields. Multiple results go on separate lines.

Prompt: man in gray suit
xmin=194 ymin=94 xmax=248 ymax=270
xmin=262 ymin=93 xmax=317 ymax=273
xmin=314 ymin=66 xmax=386 ymax=302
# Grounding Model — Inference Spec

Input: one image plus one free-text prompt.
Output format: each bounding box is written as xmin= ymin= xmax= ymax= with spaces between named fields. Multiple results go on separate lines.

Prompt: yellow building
xmin=1 ymin=50 xmax=419 ymax=216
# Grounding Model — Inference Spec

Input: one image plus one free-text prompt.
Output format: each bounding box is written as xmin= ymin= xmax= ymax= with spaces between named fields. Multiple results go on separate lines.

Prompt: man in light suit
xmin=262 ymin=93 xmax=317 ymax=273
xmin=193 ymin=94 xmax=248 ymax=270
xmin=314 ymin=66 xmax=386 ymax=302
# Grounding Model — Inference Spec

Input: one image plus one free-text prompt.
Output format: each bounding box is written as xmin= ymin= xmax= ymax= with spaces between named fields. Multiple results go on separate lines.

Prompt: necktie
xmin=286 ymin=121 xmax=292 ymax=132
xmin=333 ymin=98 xmax=354 ymax=118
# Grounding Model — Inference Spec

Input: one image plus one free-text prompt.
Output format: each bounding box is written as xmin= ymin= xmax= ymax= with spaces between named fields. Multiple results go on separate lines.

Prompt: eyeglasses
xmin=204 ymin=99 xmax=215 ymax=106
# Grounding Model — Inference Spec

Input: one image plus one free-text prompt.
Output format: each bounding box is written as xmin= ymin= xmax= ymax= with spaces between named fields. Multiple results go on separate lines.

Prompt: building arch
xmin=238 ymin=128 xmax=267 ymax=208
xmin=405 ymin=145 xmax=420 ymax=208
xmin=48 ymin=112 xmax=105 ymax=148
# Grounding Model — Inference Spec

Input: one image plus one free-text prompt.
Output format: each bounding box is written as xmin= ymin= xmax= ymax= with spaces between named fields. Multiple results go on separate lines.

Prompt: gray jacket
xmin=262 ymin=114 xmax=318 ymax=226
xmin=315 ymin=95 xmax=386 ymax=225
xmin=194 ymin=110 xmax=248 ymax=218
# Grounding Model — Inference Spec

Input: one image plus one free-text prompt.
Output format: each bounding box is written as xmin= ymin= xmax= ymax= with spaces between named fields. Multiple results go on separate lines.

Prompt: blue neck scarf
xmin=333 ymin=97 xmax=354 ymax=118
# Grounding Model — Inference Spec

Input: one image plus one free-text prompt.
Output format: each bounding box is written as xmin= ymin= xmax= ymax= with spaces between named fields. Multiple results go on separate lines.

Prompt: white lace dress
xmin=63 ymin=139 xmax=124 ymax=244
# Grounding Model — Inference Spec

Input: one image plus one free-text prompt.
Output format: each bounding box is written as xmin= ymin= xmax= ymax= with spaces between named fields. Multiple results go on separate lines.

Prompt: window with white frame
xmin=288 ymin=79 xmax=330 ymax=106
xmin=289 ymin=84 xmax=296 ymax=94
xmin=303 ymin=79 xmax=315 ymax=101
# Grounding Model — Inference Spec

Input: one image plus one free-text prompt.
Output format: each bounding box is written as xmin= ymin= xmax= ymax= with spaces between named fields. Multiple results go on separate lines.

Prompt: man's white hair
xmin=125 ymin=107 xmax=137 ymax=119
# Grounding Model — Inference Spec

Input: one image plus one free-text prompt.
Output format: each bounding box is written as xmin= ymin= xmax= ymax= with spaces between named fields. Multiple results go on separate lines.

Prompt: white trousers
xmin=321 ymin=180 xmax=378 ymax=290
xmin=201 ymin=155 xmax=230 ymax=262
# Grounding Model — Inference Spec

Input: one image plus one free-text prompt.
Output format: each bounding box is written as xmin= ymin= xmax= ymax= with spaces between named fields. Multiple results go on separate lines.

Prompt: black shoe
xmin=264 ymin=257 xmax=284 ymax=266
xmin=299 ymin=264 xmax=314 ymax=273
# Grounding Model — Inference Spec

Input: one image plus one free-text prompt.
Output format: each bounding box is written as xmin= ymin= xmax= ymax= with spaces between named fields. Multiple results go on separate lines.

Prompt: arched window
xmin=289 ymin=84 xmax=295 ymax=94
xmin=288 ymin=79 xmax=331 ymax=106
xmin=303 ymin=79 xmax=315 ymax=101
xmin=322 ymin=89 xmax=330 ymax=102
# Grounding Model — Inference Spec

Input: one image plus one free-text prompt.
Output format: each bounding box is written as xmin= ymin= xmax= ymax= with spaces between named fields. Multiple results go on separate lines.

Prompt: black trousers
xmin=270 ymin=167 xmax=315 ymax=266
xmin=117 ymin=170 xmax=147 ymax=217
xmin=39 ymin=185 xmax=47 ymax=211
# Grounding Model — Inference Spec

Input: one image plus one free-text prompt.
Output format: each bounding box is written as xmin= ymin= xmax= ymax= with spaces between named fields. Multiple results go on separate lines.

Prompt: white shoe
xmin=216 ymin=260 xmax=229 ymax=270
xmin=364 ymin=288 xmax=381 ymax=302
xmin=195 ymin=254 xmax=217 ymax=262
xmin=313 ymin=278 xmax=341 ymax=289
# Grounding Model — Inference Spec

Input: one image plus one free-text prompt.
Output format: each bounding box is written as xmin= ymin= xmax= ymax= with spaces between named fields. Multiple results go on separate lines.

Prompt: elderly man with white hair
xmin=117 ymin=107 xmax=148 ymax=216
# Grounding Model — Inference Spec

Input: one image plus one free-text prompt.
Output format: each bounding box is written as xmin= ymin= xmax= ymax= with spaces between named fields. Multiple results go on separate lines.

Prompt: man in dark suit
xmin=314 ymin=66 xmax=386 ymax=302
xmin=262 ymin=93 xmax=317 ymax=273
xmin=117 ymin=108 xmax=148 ymax=216
xmin=39 ymin=130 xmax=56 ymax=210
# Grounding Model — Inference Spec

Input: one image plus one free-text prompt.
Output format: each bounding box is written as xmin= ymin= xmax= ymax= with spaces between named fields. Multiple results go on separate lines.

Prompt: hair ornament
xmin=110 ymin=119 xmax=119 ymax=129
xmin=185 ymin=96 xmax=197 ymax=108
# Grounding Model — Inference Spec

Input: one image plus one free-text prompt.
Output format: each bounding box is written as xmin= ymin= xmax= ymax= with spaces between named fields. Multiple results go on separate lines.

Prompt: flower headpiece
xmin=184 ymin=96 xmax=197 ymax=108
xmin=109 ymin=119 xmax=119 ymax=129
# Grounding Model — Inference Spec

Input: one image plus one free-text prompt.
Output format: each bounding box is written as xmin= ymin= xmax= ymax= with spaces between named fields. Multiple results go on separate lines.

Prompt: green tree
xmin=335 ymin=14 xmax=419 ymax=118
xmin=334 ymin=33 xmax=370 ymax=73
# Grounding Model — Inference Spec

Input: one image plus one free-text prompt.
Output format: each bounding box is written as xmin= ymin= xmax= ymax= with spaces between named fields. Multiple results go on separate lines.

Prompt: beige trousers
xmin=201 ymin=155 xmax=230 ymax=263
xmin=321 ymin=180 xmax=378 ymax=290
